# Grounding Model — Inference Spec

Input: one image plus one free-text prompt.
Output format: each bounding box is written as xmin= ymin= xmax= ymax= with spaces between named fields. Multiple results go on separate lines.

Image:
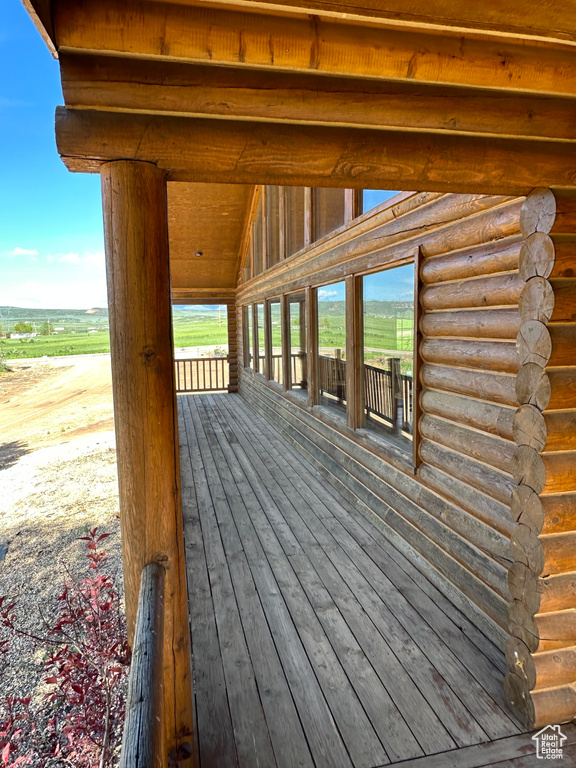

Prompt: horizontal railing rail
xmin=120 ymin=562 xmax=165 ymax=768
xmin=175 ymin=357 xmax=229 ymax=393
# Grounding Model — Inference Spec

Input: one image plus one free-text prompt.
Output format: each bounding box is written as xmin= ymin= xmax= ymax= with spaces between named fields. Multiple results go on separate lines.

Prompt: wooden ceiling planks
xmin=168 ymin=182 xmax=254 ymax=295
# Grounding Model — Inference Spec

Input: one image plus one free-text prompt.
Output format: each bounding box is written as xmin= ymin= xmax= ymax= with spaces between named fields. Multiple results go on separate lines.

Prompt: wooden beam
xmin=54 ymin=0 xmax=576 ymax=97
xmin=60 ymin=54 xmax=576 ymax=143
xmin=150 ymin=0 xmax=576 ymax=46
xmin=56 ymin=108 xmax=576 ymax=195
xmin=21 ymin=0 xmax=57 ymax=57
xmin=101 ymin=160 xmax=194 ymax=763
xmin=171 ymin=288 xmax=236 ymax=302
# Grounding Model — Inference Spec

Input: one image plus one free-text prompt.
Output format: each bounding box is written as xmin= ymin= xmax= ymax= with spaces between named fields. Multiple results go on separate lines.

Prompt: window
xmin=288 ymin=292 xmax=307 ymax=392
xmin=244 ymin=305 xmax=253 ymax=369
xmin=266 ymin=187 xmax=281 ymax=268
xmin=255 ymin=303 xmax=265 ymax=374
xmin=314 ymin=188 xmax=346 ymax=240
xmin=363 ymin=264 xmax=415 ymax=452
xmin=360 ymin=190 xmax=399 ymax=215
xmin=269 ymin=300 xmax=282 ymax=383
xmin=286 ymin=187 xmax=306 ymax=256
xmin=317 ymin=281 xmax=346 ymax=414
xmin=253 ymin=195 xmax=263 ymax=276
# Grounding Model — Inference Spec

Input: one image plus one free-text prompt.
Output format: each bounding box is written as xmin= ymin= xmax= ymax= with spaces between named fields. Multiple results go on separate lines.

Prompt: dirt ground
xmin=0 ymin=356 xmax=123 ymax=710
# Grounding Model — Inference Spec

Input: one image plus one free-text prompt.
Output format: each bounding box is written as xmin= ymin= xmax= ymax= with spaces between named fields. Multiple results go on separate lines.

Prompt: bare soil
xmin=0 ymin=357 xmax=122 ymax=712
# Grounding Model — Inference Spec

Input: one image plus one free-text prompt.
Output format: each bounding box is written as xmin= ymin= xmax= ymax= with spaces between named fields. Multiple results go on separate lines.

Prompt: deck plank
xmin=219 ymin=394 xmax=515 ymax=743
xmin=186 ymin=396 xmax=354 ymax=768
xmin=178 ymin=408 xmax=239 ymax=768
xmin=180 ymin=399 xmax=277 ymax=768
xmin=180 ymin=393 xmax=529 ymax=768
xmin=391 ymin=722 xmax=576 ymax=767
xmin=197 ymin=395 xmax=387 ymax=768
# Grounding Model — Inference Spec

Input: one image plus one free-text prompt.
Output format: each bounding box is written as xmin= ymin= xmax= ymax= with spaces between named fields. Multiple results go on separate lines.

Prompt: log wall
xmin=236 ymin=189 xmax=576 ymax=729
xmin=503 ymin=189 xmax=576 ymax=729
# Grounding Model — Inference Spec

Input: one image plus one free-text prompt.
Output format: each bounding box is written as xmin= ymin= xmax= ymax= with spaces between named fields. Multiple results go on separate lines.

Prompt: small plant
xmin=0 ymin=529 xmax=130 ymax=767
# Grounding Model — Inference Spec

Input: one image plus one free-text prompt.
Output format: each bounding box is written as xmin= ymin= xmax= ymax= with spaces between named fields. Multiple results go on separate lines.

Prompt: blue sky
xmin=1 ymin=1 xmax=107 ymax=309
xmin=317 ymin=264 xmax=414 ymax=304
xmin=0 ymin=3 xmax=403 ymax=311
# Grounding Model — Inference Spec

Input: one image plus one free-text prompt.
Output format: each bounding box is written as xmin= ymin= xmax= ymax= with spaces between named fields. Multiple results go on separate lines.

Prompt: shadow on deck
xmin=177 ymin=393 xmax=574 ymax=768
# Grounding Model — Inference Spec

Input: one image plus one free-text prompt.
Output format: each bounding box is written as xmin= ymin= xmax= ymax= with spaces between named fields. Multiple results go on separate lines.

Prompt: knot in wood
xmin=141 ymin=346 xmax=159 ymax=368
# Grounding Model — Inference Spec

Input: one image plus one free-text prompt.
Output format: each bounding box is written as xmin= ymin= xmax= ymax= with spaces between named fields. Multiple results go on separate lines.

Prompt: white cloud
xmin=56 ymin=250 xmax=105 ymax=269
xmin=0 ymin=280 xmax=108 ymax=310
xmin=318 ymin=289 xmax=338 ymax=300
xmin=3 ymin=247 xmax=39 ymax=257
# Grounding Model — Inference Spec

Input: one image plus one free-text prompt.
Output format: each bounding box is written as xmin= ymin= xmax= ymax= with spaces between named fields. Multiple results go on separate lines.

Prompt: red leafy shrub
xmin=0 ymin=529 xmax=130 ymax=767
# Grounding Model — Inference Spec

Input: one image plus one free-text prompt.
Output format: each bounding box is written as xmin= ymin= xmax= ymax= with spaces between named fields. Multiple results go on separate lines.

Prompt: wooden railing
xmin=271 ymin=353 xmax=307 ymax=386
xmin=120 ymin=562 xmax=165 ymax=768
xmin=318 ymin=354 xmax=413 ymax=432
xmin=365 ymin=362 xmax=413 ymax=433
xmin=319 ymin=354 xmax=347 ymax=403
xmin=175 ymin=357 xmax=229 ymax=392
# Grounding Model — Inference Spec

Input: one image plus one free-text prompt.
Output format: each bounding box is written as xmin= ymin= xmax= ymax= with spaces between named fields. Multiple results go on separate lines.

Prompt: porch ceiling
xmin=168 ymin=182 xmax=253 ymax=302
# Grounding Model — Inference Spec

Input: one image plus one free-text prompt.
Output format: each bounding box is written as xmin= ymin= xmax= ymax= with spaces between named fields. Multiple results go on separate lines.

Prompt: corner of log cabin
xmin=238 ymin=189 xmax=576 ymax=731
xmin=505 ymin=188 xmax=576 ymax=729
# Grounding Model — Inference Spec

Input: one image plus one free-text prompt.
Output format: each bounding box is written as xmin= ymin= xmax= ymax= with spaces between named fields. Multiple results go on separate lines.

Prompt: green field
xmin=0 ymin=305 xmax=228 ymax=360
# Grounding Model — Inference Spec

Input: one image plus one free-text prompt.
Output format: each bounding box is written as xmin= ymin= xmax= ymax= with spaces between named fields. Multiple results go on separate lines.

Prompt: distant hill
xmin=0 ymin=306 xmax=109 ymax=320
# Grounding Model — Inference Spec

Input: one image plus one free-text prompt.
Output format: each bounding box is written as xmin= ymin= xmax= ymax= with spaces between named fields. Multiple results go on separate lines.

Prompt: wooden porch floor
xmin=177 ymin=393 xmax=560 ymax=768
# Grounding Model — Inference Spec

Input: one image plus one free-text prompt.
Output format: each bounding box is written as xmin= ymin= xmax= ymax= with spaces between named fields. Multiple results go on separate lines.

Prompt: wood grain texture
xmin=54 ymin=0 xmax=576 ymax=96
xmin=56 ymin=108 xmax=576 ymax=195
xmin=60 ymin=52 xmax=576 ymax=143
xmin=120 ymin=563 xmax=165 ymax=768
xmin=101 ymin=161 xmax=194 ymax=761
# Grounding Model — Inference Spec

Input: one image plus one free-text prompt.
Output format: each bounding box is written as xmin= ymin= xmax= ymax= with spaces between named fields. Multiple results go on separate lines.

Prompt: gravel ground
xmin=0 ymin=361 xmax=124 ymax=760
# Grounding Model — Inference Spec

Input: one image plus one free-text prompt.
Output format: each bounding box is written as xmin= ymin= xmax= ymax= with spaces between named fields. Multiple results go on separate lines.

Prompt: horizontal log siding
xmin=238 ymin=193 xmax=528 ymax=657
xmin=418 ymin=206 xmax=522 ymax=607
xmin=503 ymin=189 xmax=576 ymax=730
xmin=239 ymin=191 xmax=576 ymax=730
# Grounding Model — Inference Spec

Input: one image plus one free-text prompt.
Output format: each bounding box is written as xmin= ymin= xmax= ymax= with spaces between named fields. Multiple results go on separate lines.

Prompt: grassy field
xmin=0 ymin=302 xmax=412 ymax=367
xmin=0 ymin=305 xmax=228 ymax=360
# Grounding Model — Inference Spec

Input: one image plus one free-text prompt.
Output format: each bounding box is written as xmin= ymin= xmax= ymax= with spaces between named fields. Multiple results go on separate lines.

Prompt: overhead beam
xmin=151 ymin=0 xmax=576 ymax=45
xmin=172 ymin=289 xmax=236 ymax=302
xmin=61 ymin=54 xmax=576 ymax=143
xmin=53 ymin=0 xmax=576 ymax=97
xmin=20 ymin=0 xmax=57 ymax=56
xmin=56 ymin=107 xmax=576 ymax=196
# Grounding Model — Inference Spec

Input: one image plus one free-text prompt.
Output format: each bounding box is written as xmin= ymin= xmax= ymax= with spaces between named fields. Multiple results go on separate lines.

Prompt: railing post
xmin=121 ymin=562 xmax=166 ymax=768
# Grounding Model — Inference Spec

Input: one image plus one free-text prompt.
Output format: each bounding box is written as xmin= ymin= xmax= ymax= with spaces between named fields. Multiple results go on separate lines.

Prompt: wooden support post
xmin=253 ymin=302 xmax=260 ymax=374
xmin=279 ymin=187 xmax=287 ymax=262
xmin=304 ymin=188 xmax=313 ymax=247
xmin=280 ymin=294 xmax=291 ymax=390
xmin=227 ymin=303 xmax=238 ymax=392
xmin=100 ymin=160 xmax=194 ymax=764
xmin=344 ymin=189 xmax=360 ymax=224
xmin=346 ymin=275 xmax=364 ymax=429
xmin=262 ymin=186 xmax=269 ymax=272
xmin=299 ymin=298 xmax=308 ymax=388
xmin=305 ymin=285 xmax=318 ymax=406
xmin=264 ymin=298 xmax=273 ymax=380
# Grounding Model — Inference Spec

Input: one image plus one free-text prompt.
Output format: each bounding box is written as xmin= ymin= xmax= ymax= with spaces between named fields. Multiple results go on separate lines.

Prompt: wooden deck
xmin=177 ymin=393 xmax=572 ymax=768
